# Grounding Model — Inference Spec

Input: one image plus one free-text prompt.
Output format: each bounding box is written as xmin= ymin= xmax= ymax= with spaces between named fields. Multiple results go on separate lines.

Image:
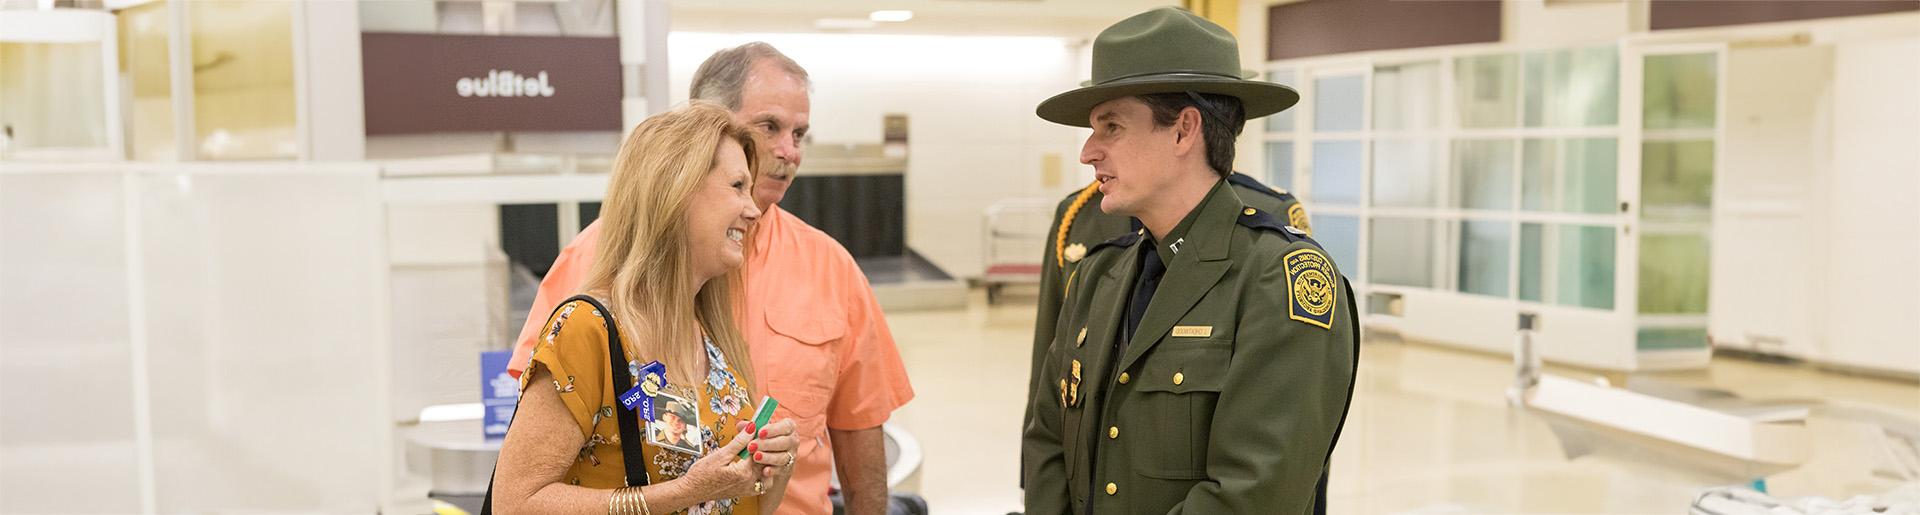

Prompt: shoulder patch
xmin=1227 ymin=172 xmax=1296 ymax=201
xmin=1284 ymin=248 xmax=1338 ymax=330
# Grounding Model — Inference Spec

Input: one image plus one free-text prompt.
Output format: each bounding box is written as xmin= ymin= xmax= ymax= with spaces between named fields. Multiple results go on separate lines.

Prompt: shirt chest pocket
xmin=1125 ymin=340 xmax=1231 ymax=480
xmin=763 ymin=307 xmax=843 ymax=433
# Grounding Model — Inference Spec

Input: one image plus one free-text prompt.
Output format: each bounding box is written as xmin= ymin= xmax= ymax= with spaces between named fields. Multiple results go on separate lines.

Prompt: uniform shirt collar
xmin=1149 ymin=178 xmax=1229 ymax=266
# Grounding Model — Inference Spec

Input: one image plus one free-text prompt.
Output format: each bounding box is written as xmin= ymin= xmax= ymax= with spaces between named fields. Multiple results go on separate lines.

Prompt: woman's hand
xmin=746 ymin=419 xmax=800 ymax=481
xmin=680 ymin=421 xmax=763 ymax=502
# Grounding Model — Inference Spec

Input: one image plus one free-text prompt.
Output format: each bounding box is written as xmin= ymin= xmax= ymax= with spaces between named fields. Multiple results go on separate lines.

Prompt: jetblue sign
xmin=362 ymin=33 xmax=620 ymax=135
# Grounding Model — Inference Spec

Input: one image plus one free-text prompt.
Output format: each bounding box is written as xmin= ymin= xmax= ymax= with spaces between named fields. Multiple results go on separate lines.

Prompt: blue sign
xmin=481 ymin=350 xmax=519 ymax=440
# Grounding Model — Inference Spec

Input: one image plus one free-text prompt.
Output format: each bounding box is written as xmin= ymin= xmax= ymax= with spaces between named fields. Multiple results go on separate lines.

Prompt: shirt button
xmin=1109 ymin=426 xmax=1119 ymax=439
xmin=1117 ymin=372 xmax=1130 ymax=384
xmin=1106 ymin=482 xmax=1118 ymax=495
xmin=1173 ymin=372 xmax=1185 ymax=385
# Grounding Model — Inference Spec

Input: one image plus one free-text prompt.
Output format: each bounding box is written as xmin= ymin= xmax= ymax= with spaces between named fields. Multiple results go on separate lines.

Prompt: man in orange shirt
xmin=506 ymin=42 xmax=914 ymax=515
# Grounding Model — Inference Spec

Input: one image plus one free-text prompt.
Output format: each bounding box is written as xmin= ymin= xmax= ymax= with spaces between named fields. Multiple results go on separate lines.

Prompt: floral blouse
xmin=520 ymin=299 xmax=761 ymax=515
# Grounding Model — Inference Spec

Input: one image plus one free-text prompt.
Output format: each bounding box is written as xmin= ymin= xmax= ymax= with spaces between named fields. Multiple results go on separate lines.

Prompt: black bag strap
xmin=482 ymin=295 xmax=649 ymax=514
xmin=575 ymin=294 xmax=654 ymax=488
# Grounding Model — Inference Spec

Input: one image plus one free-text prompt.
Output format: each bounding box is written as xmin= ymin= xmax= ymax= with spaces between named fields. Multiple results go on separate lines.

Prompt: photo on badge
xmin=647 ymin=391 xmax=703 ymax=455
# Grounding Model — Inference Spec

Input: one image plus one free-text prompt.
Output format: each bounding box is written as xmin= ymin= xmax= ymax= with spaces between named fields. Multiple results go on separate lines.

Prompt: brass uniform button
xmin=1117 ymin=372 xmax=1130 ymax=384
xmin=1243 ymin=207 xmax=1257 ymax=215
xmin=1173 ymin=372 xmax=1185 ymax=385
xmin=1106 ymin=483 xmax=1118 ymax=495
xmin=1108 ymin=426 xmax=1119 ymax=439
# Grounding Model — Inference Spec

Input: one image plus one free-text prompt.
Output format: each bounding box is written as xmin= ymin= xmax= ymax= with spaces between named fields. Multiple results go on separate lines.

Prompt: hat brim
xmin=1036 ymin=74 xmax=1300 ymax=128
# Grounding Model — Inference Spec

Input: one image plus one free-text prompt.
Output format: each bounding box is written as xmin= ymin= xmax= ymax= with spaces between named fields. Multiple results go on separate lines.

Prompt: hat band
xmin=1093 ymin=70 xmax=1246 ymax=86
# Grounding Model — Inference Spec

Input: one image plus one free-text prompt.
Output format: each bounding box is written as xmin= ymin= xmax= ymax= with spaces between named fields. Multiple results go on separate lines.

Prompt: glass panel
xmin=1311 ymin=214 xmax=1361 ymax=273
xmin=1459 ymin=220 xmax=1511 ymax=297
xmin=1521 ymin=140 xmax=1555 ymax=212
xmin=1452 ymin=139 xmax=1514 ymax=210
xmin=1562 ymin=138 xmax=1618 ymax=214
xmin=1556 ymin=224 xmax=1615 ymax=310
xmin=1523 ymin=138 xmax=1618 ymax=214
xmin=1641 ymin=140 xmax=1714 ymax=220
xmin=1643 ymin=53 xmax=1718 ymax=130
xmin=1638 ymin=327 xmax=1708 ymax=351
xmin=0 ymin=42 xmax=110 ymax=152
xmin=1523 ymin=46 xmax=1619 ymax=128
xmin=1372 ymin=62 xmax=1440 ymax=131
xmin=1314 ymin=74 xmax=1365 ymax=132
xmin=1371 ymin=139 xmax=1440 ymax=207
xmin=1370 ymin=218 xmax=1435 ymax=288
xmin=1456 ymin=54 xmax=1519 ymax=128
xmin=1265 ymin=141 xmax=1295 ymax=193
xmin=1266 ymin=70 xmax=1297 ymax=132
xmin=1638 ymin=232 xmax=1710 ymax=314
xmin=191 ymin=0 xmax=298 ymax=160
xmin=1311 ymin=140 xmax=1364 ymax=205
xmin=1519 ymin=223 xmax=1545 ymax=302
xmin=119 ymin=2 xmax=176 ymax=161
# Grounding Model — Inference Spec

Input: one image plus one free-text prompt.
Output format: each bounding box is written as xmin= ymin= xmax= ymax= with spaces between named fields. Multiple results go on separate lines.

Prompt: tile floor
xmin=881 ymin=291 xmax=1920 ymax=514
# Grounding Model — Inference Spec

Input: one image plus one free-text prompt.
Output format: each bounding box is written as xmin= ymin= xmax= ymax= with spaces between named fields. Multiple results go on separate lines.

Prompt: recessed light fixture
xmin=869 ymin=10 xmax=914 ymax=22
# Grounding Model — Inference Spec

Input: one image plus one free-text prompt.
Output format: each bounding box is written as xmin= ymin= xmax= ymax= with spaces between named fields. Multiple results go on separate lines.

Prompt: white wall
xmin=1709 ymin=44 xmax=1832 ymax=359
xmin=667 ymin=32 xmax=1092 ymax=277
xmin=0 ymin=164 xmax=394 ymax=513
xmin=1503 ymin=0 xmax=1635 ymax=48
xmin=1821 ymin=36 xmax=1920 ymax=375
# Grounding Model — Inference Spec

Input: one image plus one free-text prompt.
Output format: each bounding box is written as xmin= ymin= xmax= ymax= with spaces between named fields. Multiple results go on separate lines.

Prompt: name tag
xmin=1171 ymin=325 xmax=1213 ymax=338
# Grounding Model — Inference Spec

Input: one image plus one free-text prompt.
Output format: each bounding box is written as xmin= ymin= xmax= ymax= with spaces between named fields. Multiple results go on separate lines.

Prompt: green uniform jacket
xmin=1025 ymin=172 xmax=1307 ymax=481
xmin=1023 ymin=180 xmax=1357 ymax=515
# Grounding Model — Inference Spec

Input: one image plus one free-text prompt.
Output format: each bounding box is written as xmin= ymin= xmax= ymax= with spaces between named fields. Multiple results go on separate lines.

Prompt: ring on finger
xmin=754 ymin=481 xmax=764 ymax=495
xmin=784 ymin=454 xmax=795 ymax=468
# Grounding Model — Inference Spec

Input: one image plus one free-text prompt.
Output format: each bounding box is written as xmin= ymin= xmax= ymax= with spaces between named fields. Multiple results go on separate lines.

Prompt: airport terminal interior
xmin=3 ymin=0 xmax=1918 ymax=513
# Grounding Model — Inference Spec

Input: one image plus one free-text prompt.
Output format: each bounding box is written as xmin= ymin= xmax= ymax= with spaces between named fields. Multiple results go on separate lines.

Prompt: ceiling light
xmin=815 ymin=17 xmax=878 ymax=30
xmin=869 ymin=10 xmax=914 ymax=22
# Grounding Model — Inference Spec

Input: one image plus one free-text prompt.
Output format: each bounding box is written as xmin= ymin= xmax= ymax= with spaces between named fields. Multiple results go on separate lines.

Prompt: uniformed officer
xmin=1025 ymin=165 xmax=1308 ymax=490
xmin=1022 ymin=7 xmax=1358 ymax=515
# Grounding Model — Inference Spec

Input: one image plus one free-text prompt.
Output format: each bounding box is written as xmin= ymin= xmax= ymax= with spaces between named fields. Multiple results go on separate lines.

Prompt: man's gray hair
xmin=690 ymin=42 xmax=810 ymax=110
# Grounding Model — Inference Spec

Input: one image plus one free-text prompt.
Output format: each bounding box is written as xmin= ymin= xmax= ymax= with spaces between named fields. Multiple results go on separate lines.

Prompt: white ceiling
xmin=667 ymin=0 xmax=1177 ymax=38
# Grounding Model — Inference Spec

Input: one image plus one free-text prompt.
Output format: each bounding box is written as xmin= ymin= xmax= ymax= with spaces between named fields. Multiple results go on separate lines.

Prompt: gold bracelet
xmin=611 ymin=486 xmax=647 ymax=515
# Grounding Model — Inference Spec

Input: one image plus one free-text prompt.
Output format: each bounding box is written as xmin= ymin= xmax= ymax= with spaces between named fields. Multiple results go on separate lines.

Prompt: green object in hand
xmin=741 ymin=396 xmax=779 ymax=459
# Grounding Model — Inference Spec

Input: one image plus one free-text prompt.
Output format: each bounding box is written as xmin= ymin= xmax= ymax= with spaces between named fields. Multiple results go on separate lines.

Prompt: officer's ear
xmin=1174 ymin=107 xmax=1203 ymax=149
xmin=1167 ymin=107 xmax=1198 ymax=153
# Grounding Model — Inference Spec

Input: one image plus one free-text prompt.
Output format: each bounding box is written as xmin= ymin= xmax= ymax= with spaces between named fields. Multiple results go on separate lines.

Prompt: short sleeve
xmin=519 ymin=299 xmax=616 ymax=436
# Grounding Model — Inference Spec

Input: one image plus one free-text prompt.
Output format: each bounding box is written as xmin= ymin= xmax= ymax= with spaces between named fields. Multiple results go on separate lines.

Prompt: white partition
xmin=0 ymin=170 xmax=143 ymax=513
xmin=0 ymin=163 xmax=392 ymax=513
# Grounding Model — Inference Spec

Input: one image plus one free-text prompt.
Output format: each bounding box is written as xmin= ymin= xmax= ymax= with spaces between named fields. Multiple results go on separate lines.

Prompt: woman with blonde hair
xmin=491 ymin=102 xmax=800 ymax=515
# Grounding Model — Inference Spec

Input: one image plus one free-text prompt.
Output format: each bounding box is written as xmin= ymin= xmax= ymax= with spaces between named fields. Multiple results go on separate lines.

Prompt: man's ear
xmin=1174 ymin=107 xmax=1203 ymax=151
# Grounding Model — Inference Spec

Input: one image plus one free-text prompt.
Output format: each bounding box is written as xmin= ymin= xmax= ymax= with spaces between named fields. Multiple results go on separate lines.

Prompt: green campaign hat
xmin=1037 ymin=7 xmax=1298 ymax=127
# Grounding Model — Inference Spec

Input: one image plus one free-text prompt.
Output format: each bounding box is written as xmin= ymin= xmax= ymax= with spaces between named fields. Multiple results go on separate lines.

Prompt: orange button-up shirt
xmin=508 ymin=206 xmax=915 ymax=515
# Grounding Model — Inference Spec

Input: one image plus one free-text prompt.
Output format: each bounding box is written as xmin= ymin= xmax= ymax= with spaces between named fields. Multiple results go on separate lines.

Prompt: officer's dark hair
xmin=1137 ymin=92 xmax=1244 ymax=178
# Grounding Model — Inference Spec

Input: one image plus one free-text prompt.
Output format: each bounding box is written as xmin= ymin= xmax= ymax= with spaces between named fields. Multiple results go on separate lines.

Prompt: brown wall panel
xmin=1267 ymin=0 xmax=1501 ymax=61
xmin=1651 ymin=0 xmax=1918 ymax=31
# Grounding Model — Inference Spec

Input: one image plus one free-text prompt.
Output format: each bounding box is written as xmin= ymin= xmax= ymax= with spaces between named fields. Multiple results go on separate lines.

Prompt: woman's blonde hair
xmin=585 ymin=102 xmax=763 ymax=394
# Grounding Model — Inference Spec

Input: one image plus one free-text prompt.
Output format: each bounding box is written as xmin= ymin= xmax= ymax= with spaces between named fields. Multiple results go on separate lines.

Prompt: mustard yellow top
xmin=520 ymin=298 xmax=761 ymax=515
